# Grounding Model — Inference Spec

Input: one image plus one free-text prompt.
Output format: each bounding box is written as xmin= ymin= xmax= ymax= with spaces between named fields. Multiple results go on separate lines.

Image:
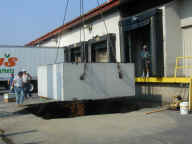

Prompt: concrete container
xmin=52 ymin=64 xmax=64 ymax=100
xmin=38 ymin=63 xmax=135 ymax=101
xmin=37 ymin=65 xmax=53 ymax=99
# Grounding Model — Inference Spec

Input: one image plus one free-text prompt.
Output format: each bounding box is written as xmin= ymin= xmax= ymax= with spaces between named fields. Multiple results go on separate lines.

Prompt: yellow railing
xmin=174 ymin=56 xmax=192 ymax=77
xmin=135 ymin=56 xmax=192 ymax=110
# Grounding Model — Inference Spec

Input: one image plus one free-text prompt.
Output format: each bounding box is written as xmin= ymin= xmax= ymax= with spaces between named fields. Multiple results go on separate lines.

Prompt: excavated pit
xmin=22 ymin=97 xmax=158 ymax=120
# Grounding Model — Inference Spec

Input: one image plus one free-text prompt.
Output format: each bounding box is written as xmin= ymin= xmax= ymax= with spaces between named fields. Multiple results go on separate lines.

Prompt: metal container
xmin=0 ymin=46 xmax=64 ymax=82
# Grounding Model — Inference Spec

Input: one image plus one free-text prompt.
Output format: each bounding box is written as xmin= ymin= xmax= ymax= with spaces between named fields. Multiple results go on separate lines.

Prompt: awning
xmin=119 ymin=9 xmax=159 ymax=32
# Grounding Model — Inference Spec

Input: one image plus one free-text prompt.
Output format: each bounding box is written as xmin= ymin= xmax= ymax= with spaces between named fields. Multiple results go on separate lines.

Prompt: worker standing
xmin=8 ymin=73 xmax=14 ymax=93
xmin=12 ymin=71 xmax=24 ymax=106
xmin=22 ymin=70 xmax=32 ymax=98
xmin=141 ymin=45 xmax=150 ymax=77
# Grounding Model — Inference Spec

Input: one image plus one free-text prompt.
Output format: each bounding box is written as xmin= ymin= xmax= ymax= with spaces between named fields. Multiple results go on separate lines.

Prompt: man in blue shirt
xmin=12 ymin=71 xmax=24 ymax=106
xmin=141 ymin=45 xmax=150 ymax=77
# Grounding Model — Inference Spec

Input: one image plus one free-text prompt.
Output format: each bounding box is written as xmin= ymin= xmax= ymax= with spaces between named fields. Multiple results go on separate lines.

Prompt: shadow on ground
xmin=0 ymin=130 xmax=38 ymax=144
xmin=0 ymin=109 xmax=31 ymax=119
xmin=4 ymin=130 xmax=37 ymax=137
xmin=24 ymin=142 xmax=43 ymax=144
xmin=16 ymin=97 xmax=161 ymax=120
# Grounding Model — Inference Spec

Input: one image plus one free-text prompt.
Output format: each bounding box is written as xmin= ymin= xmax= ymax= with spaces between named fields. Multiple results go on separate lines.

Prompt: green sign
xmin=0 ymin=68 xmax=14 ymax=73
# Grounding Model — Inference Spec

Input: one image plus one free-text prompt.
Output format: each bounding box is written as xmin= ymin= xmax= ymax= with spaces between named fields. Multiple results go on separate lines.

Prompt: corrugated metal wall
xmin=182 ymin=27 xmax=192 ymax=77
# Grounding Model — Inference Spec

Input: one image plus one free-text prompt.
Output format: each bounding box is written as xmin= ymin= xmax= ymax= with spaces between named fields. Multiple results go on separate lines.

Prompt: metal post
xmin=189 ymin=79 xmax=192 ymax=111
xmin=174 ymin=58 xmax=178 ymax=77
xmin=119 ymin=23 xmax=126 ymax=63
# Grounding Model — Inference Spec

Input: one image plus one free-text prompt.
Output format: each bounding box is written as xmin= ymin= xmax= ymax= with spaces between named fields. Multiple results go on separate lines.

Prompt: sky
xmin=0 ymin=0 xmax=107 ymax=46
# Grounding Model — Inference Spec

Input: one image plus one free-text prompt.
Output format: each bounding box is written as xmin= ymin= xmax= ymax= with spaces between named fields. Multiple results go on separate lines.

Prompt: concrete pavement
xmin=1 ymin=96 xmax=192 ymax=144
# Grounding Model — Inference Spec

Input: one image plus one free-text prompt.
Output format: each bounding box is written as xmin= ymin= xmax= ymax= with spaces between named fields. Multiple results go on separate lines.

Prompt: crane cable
xmin=80 ymin=0 xmax=86 ymax=62
xmin=80 ymin=0 xmax=88 ymax=80
xmin=55 ymin=0 xmax=70 ymax=64
xmin=96 ymin=0 xmax=116 ymax=62
xmin=96 ymin=0 xmax=123 ymax=78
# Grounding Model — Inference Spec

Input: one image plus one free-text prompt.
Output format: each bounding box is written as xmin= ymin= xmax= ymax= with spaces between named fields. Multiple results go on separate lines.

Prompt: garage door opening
xmin=125 ymin=25 xmax=150 ymax=76
xmin=119 ymin=9 xmax=164 ymax=77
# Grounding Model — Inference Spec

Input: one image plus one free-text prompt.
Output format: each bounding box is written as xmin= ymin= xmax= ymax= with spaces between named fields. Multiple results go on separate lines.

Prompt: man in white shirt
xmin=12 ymin=71 xmax=24 ymax=106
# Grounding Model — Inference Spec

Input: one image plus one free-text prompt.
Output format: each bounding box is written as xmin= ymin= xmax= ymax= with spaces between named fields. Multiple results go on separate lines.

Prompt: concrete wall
xmin=38 ymin=63 xmax=135 ymax=101
xmin=161 ymin=0 xmax=192 ymax=77
xmin=179 ymin=0 xmax=192 ymax=76
xmin=39 ymin=40 xmax=58 ymax=48
xmin=40 ymin=11 xmax=122 ymax=62
xmin=136 ymin=84 xmax=189 ymax=105
xmin=180 ymin=0 xmax=192 ymax=27
xmin=162 ymin=1 xmax=182 ymax=77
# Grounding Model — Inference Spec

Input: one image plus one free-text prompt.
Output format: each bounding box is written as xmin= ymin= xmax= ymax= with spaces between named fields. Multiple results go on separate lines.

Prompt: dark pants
xmin=23 ymin=83 xmax=31 ymax=98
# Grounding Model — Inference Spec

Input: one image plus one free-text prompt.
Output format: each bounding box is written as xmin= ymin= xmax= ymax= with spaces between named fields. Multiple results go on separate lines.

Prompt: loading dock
xmin=64 ymin=34 xmax=116 ymax=63
xmin=119 ymin=9 xmax=164 ymax=77
xmin=64 ymin=42 xmax=88 ymax=63
xmin=88 ymin=34 xmax=116 ymax=63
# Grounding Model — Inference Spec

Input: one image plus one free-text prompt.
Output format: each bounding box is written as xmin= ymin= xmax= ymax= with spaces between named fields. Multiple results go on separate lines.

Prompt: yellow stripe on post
xmin=189 ymin=79 xmax=192 ymax=110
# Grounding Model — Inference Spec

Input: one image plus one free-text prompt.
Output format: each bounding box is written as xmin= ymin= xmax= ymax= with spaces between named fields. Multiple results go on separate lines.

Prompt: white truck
xmin=0 ymin=46 xmax=64 ymax=89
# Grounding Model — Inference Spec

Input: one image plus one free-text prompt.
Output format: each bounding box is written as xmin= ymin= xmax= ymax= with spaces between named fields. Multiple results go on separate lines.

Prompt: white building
xmin=26 ymin=0 xmax=192 ymax=77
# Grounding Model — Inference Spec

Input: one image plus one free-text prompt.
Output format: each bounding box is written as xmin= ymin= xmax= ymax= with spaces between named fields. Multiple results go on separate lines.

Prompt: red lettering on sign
xmin=0 ymin=58 xmax=4 ymax=66
xmin=4 ymin=57 xmax=18 ymax=67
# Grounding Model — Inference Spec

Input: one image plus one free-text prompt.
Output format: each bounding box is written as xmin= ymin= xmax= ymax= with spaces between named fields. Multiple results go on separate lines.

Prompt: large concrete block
xmin=38 ymin=63 xmax=135 ymax=101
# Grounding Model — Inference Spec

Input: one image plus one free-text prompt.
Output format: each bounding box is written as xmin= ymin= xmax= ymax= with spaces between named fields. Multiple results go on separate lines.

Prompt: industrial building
xmin=26 ymin=0 xmax=192 ymax=107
